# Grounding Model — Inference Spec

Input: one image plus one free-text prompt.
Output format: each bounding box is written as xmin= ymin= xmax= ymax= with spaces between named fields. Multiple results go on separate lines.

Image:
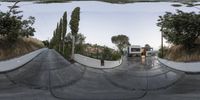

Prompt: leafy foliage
xmin=50 ymin=8 xmax=83 ymax=59
xmin=81 ymin=44 xmax=121 ymax=61
xmin=111 ymin=34 xmax=130 ymax=54
xmin=144 ymin=44 xmax=151 ymax=50
xmin=62 ymin=11 xmax=67 ymax=53
xmin=157 ymin=10 xmax=200 ymax=49
xmin=0 ymin=2 xmax=35 ymax=45
xmin=65 ymin=32 xmax=86 ymax=54
xmin=70 ymin=7 xmax=80 ymax=36
xmin=42 ymin=40 xmax=49 ymax=47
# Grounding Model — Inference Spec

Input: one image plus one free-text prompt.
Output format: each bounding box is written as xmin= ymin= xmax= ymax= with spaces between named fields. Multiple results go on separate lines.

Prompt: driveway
xmin=0 ymin=49 xmax=199 ymax=100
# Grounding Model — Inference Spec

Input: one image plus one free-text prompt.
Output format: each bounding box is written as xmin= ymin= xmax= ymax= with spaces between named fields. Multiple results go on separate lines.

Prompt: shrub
xmin=157 ymin=10 xmax=200 ymax=49
xmin=0 ymin=2 xmax=35 ymax=45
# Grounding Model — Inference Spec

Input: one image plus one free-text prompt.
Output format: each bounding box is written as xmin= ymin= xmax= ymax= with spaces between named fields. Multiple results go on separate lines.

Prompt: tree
xmin=157 ymin=10 xmax=200 ymax=49
xmin=0 ymin=2 xmax=35 ymax=45
xmin=58 ymin=19 xmax=63 ymax=52
xmin=70 ymin=7 xmax=80 ymax=36
xmin=50 ymin=11 xmax=68 ymax=54
xmin=144 ymin=44 xmax=151 ymax=51
xmin=65 ymin=32 xmax=85 ymax=54
xmin=62 ymin=11 xmax=67 ymax=54
xmin=102 ymin=46 xmax=112 ymax=60
xmin=111 ymin=34 xmax=130 ymax=54
xmin=42 ymin=40 xmax=49 ymax=47
xmin=69 ymin=7 xmax=80 ymax=59
xmin=55 ymin=23 xmax=61 ymax=51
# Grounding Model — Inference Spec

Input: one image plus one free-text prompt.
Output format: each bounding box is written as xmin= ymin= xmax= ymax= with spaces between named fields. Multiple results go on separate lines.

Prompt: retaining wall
xmin=74 ymin=54 xmax=122 ymax=68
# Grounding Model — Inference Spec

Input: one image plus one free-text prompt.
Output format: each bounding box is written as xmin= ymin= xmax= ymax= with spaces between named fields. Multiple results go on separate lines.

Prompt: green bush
xmin=0 ymin=2 xmax=35 ymax=45
xmin=157 ymin=10 xmax=200 ymax=49
xmin=111 ymin=52 xmax=121 ymax=60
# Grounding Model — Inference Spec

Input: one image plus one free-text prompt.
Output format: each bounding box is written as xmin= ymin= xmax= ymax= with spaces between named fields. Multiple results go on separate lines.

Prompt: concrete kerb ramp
xmin=0 ymin=48 xmax=47 ymax=73
xmin=157 ymin=57 xmax=200 ymax=73
xmin=74 ymin=54 xmax=122 ymax=69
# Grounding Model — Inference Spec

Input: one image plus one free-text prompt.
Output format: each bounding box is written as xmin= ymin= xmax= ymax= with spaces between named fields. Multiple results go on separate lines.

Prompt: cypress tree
xmin=70 ymin=7 xmax=80 ymax=37
xmin=70 ymin=7 xmax=80 ymax=59
xmin=58 ymin=19 xmax=63 ymax=52
xmin=55 ymin=23 xmax=60 ymax=51
xmin=62 ymin=12 xmax=67 ymax=54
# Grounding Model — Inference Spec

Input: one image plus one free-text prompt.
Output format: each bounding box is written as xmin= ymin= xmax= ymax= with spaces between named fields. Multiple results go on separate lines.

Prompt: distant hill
xmin=0 ymin=0 xmax=200 ymax=3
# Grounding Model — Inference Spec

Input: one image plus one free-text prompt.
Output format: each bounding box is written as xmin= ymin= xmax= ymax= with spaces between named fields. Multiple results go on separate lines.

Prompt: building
xmin=127 ymin=45 xmax=155 ymax=57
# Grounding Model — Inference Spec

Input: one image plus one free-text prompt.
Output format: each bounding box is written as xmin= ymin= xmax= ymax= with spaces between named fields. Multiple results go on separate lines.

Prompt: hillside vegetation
xmin=0 ymin=2 xmax=44 ymax=60
xmin=162 ymin=45 xmax=200 ymax=62
xmin=0 ymin=37 xmax=44 ymax=60
xmin=158 ymin=10 xmax=200 ymax=62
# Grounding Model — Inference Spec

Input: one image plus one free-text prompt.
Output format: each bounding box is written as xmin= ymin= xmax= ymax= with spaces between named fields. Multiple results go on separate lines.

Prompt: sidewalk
xmin=157 ymin=57 xmax=200 ymax=73
xmin=0 ymin=48 xmax=47 ymax=73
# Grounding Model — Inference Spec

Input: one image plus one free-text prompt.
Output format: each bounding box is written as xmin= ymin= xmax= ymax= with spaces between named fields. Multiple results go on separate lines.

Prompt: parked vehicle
xmin=127 ymin=45 xmax=141 ymax=57
xmin=127 ymin=45 xmax=156 ymax=57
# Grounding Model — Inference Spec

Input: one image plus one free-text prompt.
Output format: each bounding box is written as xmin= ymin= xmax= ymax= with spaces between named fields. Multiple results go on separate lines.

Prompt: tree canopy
xmin=70 ymin=7 xmax=80 ymax=37
xmin=157 ymin=10 xmax=200 ymax=49
xmin=111 ymin=34 xmax=130 ymax=54
xmin=0 ymin=2 xmax=35 ymax=44
xmin=144 ymin=44 xmax=151 ymax=51
xmin=50 ymin=7 xmax=82 ymax=59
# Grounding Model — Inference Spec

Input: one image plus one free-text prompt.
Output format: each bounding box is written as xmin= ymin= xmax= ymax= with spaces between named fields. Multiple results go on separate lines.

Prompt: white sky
xmin=0 ymin=1 xmax=199 ymax=50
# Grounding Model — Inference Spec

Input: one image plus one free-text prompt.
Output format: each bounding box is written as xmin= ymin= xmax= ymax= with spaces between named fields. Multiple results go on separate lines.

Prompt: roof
xmin=129 ymin=45 xmax=141 ymax=48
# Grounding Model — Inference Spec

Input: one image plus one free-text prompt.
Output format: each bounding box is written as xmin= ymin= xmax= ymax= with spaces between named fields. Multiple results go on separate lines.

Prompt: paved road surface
xmin=0 ymin=49 xmax=199 ymax=100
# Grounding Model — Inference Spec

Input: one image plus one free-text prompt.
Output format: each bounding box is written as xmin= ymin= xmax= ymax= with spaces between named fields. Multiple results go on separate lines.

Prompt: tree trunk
xmin=63 ymin=41 xmax=65 ymax=55
xmin=71 ymin=36 xmax=75 ymax=60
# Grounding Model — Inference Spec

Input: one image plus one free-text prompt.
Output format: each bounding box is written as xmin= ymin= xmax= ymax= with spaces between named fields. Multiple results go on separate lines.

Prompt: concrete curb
xmin=0 ymin=48 xmax=47 ymax=73
xmin=157 ymin=57 xmax=200 ymax=73
xmin=74 ymin=54 xmax=123 ymax=69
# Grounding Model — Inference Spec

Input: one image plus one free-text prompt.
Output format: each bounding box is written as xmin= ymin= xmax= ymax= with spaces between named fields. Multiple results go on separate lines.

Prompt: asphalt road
xmin=0 ymin=49 xmax=200 ymax=100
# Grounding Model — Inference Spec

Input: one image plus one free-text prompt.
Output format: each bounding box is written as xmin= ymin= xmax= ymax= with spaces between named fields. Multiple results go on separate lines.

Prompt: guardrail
xmin=74 ymin=54 xmax=122 ymax=69
xmin=0 ymin=48 xmax=47 ymax=73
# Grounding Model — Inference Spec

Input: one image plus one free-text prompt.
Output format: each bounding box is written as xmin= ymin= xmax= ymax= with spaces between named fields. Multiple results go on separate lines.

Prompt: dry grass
xmin=0 ymin=37 xmax=44 ymax=61
xmin=165 ymin=45 xmax=200 ymax=62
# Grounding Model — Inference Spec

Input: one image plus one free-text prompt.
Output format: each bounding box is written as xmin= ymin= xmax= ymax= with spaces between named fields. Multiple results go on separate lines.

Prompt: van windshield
xmin=131 ymin=48 xmax=140 ymax=52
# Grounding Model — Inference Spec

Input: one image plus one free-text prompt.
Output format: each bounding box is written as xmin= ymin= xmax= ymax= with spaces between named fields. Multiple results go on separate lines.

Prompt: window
xmin=131 ymin=48 xmax=140 ymax=52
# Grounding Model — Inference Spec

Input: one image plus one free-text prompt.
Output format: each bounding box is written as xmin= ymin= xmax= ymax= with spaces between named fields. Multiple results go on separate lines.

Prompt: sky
xmin=0 ymin=1 xmax=199 ymax=50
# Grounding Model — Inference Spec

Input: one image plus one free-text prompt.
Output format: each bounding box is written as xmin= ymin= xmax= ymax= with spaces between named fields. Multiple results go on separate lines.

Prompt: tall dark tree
xmin=62 ymin=11 xmax=67 ymax=54
xmin=70 ymin=7 xmax=80 ymax=59
xmin=59 ymin=19 xmax=63 ymax=52
xmin=50 ymin=11 xmax=69 ymax=56
xmin=55 ymin=23 xmax=60 ymax=51
xmin=70 ymin=7 xmax=80 ymax=37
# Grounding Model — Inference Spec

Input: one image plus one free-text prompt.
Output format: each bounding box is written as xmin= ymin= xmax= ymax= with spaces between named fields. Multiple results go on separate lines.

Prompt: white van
xmin=127 ymin=45 xmax=141 ymax=57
